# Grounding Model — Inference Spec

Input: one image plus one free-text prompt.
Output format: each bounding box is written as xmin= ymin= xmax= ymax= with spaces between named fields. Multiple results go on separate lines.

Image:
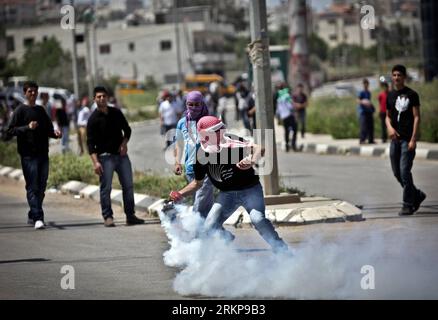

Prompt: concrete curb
xmin=59 ymin=180 xmax=159 ymax=213
xmin=1 ymin=164 xmax=363 ymax=226
xmin=302 ymin=143 xmax=438 ymax=161
xmin=223 ymin=197 xmax=363 ymax=226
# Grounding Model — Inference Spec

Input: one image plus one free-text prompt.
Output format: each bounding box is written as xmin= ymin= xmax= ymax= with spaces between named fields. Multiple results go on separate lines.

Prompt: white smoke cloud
xmin=159 ymin=205 xmax=438 ymax=299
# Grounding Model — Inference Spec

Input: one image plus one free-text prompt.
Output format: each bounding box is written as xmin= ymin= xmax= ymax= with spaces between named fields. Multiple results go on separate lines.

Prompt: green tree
xmin=269 ymin=25 xmax=289 ymax=46
xmin=20 ymin=37 xmax=71 ymax=87
xmin=309 ymin=33 xmax=328 ymax=61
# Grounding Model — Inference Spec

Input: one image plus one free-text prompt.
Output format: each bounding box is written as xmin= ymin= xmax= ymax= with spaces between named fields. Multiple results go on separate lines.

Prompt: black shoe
xmin=398 ymin=206 xmax=414 ymax=216
xmin=414 ymin=191 xmax=426 ymax=212
xmin=126 ymin=215 xmax=145 ymax=226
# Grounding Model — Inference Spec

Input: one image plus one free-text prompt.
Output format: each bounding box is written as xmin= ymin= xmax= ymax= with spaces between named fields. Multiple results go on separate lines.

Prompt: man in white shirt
xmin=159 ymin=91 xmax=178 ymax=149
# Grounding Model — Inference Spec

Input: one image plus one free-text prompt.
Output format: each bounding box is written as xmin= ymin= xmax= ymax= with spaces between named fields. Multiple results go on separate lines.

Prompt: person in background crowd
xmin=357 ymin=78 xmax=375 ymax=144
xmin=174 ymin=90 xmax=214 ymax=219
xmin=378 ymin=81 xmax=389 ymax=143
xmin=159 ymin=90 xmax=178 ymax=150
xmin=77 ymin=96 xmax=91 ymax=155
xmin=292 ymin=83 xmax=308 ymax=139
xmin=276 ymin=87 xmax=298 ymax=152
xmin=55 ymin=97 xmax=70 ymax=154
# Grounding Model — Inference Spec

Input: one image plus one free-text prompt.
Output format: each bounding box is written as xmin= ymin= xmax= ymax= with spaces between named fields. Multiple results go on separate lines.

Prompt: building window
xmin=43 ymin=36 xmax=48 ymax=42
xmin=99 ymin=44 xmax=111 ymax=54
xmin=6 ymin=36 xmax=15 ymax=52
xmin=129 ymin=42 xmax=135 ymax=52
xmin=75 ymin=34 xmax=84 ymax=43
xmin=329 ymin=34 xmax=338 ymax=41
xmin=160 ymin=40 xmax=172 ymax=51
xmin=23 ymin=37 xmax=34 ymax=48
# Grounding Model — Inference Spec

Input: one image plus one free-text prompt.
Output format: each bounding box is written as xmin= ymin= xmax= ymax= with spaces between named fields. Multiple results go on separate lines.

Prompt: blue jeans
xmin=390 ymin=140 xmax=421 ymax=208
xmin=99 ymin=154 xmax=135 ymax=219
xmin=61 ymin=126 xmax=69 ymax=153
xmin=21 ymin=154 xmax=49 ymax=222
xmin=203 ymin=183 xmax=288 ymax=251
xmin=186 ymin=173 xmax=214 ymax=219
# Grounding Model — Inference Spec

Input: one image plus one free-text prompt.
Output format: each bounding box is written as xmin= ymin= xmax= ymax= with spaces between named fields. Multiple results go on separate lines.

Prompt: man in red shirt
xmin=378 ymin=81 xmax=389 ymax=143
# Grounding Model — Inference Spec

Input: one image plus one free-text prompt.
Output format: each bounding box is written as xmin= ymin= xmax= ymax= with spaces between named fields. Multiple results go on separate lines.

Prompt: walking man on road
xmin=386 ymin=65 xmax=427 ymax=216
xmin=87 ymin=86 xmax=144 ymax=227
xmin=5 ymin=81 xmax=62 ymax=229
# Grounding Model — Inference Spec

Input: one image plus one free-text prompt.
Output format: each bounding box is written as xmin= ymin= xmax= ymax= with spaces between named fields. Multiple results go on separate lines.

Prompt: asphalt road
xmin=1 ymin=176 xmax=438 ymax=299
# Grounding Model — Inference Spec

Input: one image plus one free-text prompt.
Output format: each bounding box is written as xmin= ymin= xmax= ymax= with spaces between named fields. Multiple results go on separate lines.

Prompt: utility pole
xmin=249 ymin=0 xmax=279 ymax=195
xmin=84 ymin=7 xmax=94 ymax=98
xmin=288 ymin=0 xmax=310 ymax=92
xmin=92 ymin=0 xmax=99 ymax=84
xmin=174 ymin=0 xmax=182 ymax=89
xmin=70 ymin=0 xmax=79 ymax=100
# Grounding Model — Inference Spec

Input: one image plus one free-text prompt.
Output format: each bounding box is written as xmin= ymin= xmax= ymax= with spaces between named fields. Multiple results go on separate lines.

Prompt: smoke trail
xmin=159 ymin=206 xmax=438 ymax=299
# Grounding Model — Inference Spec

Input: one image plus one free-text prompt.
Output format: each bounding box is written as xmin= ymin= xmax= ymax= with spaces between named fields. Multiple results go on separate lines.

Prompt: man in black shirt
xmin=5 ymin=81 xmax=62 ymax=229
xmin=386 ymin=65 xmax=426 ymax=216
xmin=170 ymin=116 xmax=289 ymax=253
xmin=87 ymin=86 xmax=144 ymax=227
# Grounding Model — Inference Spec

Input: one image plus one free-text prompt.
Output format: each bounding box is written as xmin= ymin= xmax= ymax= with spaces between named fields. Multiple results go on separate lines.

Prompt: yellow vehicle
xmin=116 ymin=79 xmax=145 ymax=96
xmin=182 ymin=74 xmax=236 ymax=96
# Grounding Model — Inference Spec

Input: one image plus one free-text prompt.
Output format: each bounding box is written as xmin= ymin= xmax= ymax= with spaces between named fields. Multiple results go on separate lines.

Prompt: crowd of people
xmin=2 ymin=64 xmax=427 ymax=247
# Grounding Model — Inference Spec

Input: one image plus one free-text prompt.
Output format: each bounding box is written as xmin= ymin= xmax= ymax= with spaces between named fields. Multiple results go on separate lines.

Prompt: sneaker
xmin=104 ymin=217 xmax=116 ymax=227
xmin=34 ymin=220 xmax=45 ymax=230
xmin=398 ymin=206 xmax=414 ymax=216
xmin=414 ymin=191 xmax=426 ymax=212
xmin=126 ymin=215 xmax=145 ymax=226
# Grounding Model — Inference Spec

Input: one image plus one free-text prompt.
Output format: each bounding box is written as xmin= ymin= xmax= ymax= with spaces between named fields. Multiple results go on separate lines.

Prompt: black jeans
xmin=297 ymin=109 xmax=306 ymax=138
xmin=390 ymin=140 xmax=421 ymax=208
xmin=20 ymin=154 xmax=49 ymax=222
xmin=282 ymin=114 xmax=297 ymax=151
xmin=359 ymin=113 xmax=374 ymax=143
xmin=379 ymin=112 xmax=387 ymax=142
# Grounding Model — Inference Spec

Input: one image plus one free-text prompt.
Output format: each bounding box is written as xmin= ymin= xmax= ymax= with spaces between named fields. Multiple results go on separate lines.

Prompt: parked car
xmin=334 ymin=83 xmax=356 ymax=97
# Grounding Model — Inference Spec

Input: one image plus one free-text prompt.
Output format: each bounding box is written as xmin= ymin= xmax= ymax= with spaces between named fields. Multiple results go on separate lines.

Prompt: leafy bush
xmin=130 ymin=171 xmax=187 ymax=199
xmin=47 ymin=153 xmax=98 ymax=188
xmin=0 ymin=141 xmax=21 ymax=168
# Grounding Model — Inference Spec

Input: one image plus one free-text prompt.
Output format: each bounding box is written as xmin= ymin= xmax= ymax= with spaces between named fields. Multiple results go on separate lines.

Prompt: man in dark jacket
xmin=6 ymin=81 xmax=62 ymax=229
xmin=87 ymin=86 xmax=144 ymax=227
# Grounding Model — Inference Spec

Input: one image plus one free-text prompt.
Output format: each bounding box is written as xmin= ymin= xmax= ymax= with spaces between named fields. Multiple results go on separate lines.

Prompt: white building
xmin=5 ymin=20 xmax=237 ymax=85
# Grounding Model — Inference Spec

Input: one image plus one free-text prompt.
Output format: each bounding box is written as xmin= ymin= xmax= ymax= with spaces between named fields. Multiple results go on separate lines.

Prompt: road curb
xmin=1 ymin=164 xmax=363 ymax=226
xmin=58 ymin=180 xmax=159 ymax=213
xmin=223 ymin=198 xmax=363 ymax=226
xmin=301 ymin=143 xmax=438 ymax=161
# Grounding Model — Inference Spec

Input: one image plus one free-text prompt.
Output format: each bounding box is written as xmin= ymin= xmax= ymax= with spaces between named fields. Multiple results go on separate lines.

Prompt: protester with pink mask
xmin=174 ymin=91 xmax=214 ymax=218
xmin=170 ymin=116 xmax=289 ymax=253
